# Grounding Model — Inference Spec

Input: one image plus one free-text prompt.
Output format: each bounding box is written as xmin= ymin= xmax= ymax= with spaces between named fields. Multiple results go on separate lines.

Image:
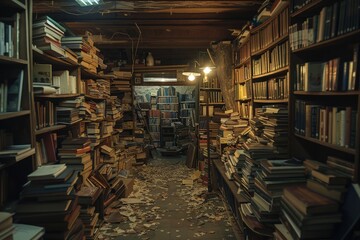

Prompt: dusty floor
xmin=98 ymin=150 xmax=242 ymax=240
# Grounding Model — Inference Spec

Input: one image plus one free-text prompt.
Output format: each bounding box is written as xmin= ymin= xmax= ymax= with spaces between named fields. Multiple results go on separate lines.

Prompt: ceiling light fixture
xmin=75 ymin=0 xmax=100 ymax=6
xmin=182 ymin=61 xmax=201 ymax=80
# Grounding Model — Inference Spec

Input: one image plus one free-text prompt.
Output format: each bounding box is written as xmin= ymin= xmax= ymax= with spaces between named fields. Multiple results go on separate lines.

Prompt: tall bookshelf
xmin=234 ymin=29 xmax=253 ymax=120
xmin=0 ymin=0 xmax=36 ymax=210
xmin=289 ymin=0 xmax=360 ymax=182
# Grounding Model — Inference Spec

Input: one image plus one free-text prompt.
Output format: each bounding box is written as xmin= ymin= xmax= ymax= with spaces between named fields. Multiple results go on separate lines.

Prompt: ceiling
xmin=32 ymin=0 xmax=263 ymax=65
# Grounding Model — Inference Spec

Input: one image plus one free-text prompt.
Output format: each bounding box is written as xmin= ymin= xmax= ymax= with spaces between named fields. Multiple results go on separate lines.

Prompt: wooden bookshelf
xmin=290 ymin=0 xmax=360 ymax=184
xmin=0 ymin=0 xmax=35 ymax=209
xmin=35 ymin=125 xmax=66 ymax=136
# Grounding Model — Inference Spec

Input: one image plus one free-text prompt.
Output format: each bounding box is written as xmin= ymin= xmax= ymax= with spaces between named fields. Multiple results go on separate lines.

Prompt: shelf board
xmin=235 ymin=57 xmax=251 ymax=68
xmin=81 ymin=67 xmax=100 ymax=79
xmin=251 ymin=34 xmax=289 ymax=57
xmin=0 ymin=148 xmax=36 ymax=170
xmin=252 ymin=66 xmax=289 ymax=79
xmin=253 ymin=99 xmax=288 ymax=103
xmin=200 ymin=102 xmax=225 ymax=105
xmin=34 ymin=93 xmax=80 ymax=99
xmin=157 ymin=103 xmax=179 ymax=104
xmin=290 ymin=0 xmax=323 ymax=18
xmin=3 ymin=0 xmax=26 ymax=10
xmin=0 ymin=110 xmax=30 ymax=121
xmin=56 ymin=118 xmax=83 ymax=125
xmin=295 ymin=133 xmax=356 ymax=155
xmin=237 ymin=78 xmax=252 ymax=84
xmin=213 ymin=159 xmax=251 ymax=204
xmin=0 ymin=55 xmax=28 ymax=65
xmin=200 ymin=88 xmax=222 ymax=91
xmin=157 ymin=96 xmax=178 ymax=98
xmin=294 ymin=91 xmax=360 ymax=96
xmin=292 ymin=30 xmax=360 ymax=54
xmin=35 ymin=125 xmax=67 ymax=136
xmin=235 ymin=98 xmax=252 ymax=102
xmin=33 ymin=47 xmax=77 ymax=67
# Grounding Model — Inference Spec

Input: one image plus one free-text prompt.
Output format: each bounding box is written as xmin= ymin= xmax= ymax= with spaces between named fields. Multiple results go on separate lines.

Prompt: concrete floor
xmin=98 ymin=149 xmax=243 ymax=240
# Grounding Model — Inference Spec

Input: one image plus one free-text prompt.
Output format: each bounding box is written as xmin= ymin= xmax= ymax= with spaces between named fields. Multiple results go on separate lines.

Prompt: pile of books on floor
xmin=0 ymin=211 xmax=45 ymax=240
xmin=76 ymin=186 xmax=103 ymax=239
xmin=15 ymin=164 xmax=85 ymax=239
xmin=251 ymin=158 xmax=306 ymax=224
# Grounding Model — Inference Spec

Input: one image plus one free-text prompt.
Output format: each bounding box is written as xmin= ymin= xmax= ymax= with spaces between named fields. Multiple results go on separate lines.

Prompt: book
xmin=27 ymin=164 xmax=67 ymax=181
xmin=12 ymin=223 xmax=44 ymax=240
xmin=16 ymin=199 xmax=72 ymax=213
xmin=6 ymin=69 xmax=24 ymax=112
xmin=0 ymin=211 xmax=13 ymax=232
xmin=283 ymin=185 xmax=339 ymax=215
xmin=0 ymin=144 xmax=31 ymax=156
xmin=311 ymin=167 xmax=350 ymax=185
xmin=306 ymin=178 xmax=346 ymax=202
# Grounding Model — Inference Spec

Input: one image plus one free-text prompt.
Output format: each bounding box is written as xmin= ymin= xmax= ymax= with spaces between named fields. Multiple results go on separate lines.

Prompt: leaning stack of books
xmin=15 ymin=164 xmax=84 ymax=239
xmin=279 ymin=185 xmax=342 ymax=239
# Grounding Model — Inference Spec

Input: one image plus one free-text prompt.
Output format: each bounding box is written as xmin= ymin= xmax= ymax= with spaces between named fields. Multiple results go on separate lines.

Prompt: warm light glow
xmin=203 ymin=66 xmax=212 ymax=74
xmin=188 ymin=74 xmax=196 ymax=81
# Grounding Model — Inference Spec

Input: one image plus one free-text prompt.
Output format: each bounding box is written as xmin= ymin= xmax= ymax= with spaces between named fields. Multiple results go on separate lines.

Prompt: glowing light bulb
xmin=203 ymin=67 xmax=212 ymax=74
xmin=188 ymin=74 xmax=196 ymax=81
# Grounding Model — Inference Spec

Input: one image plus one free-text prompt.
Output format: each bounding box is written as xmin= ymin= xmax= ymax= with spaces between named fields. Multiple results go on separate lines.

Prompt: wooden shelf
xmin=200 ymin=102 xmax=225 ymax=105
xmin=0 ymin=110 xmax=30 ymax=121
xmin=0 ymin=55 xmax=28 ymax=65
xmin=81 ymin=67 xmax=100 ymax=79
xmin=33 ymin=47 xmax=77 ymax=67
xmin=0 ymin=148 xmax=36 ymax=170
xmin=290 ymin=0 xmax=324 ymax=18
xmin=252 ymin=66 xmax=289 ymax=80
xmin=236 ymin=98 xmax=252 ymax=102
xmin=35 ymin=125 xmax=67 ymax=136
xmin=251 ymin=34 xmax=289 ymax=57
xmin=294 ymin=91 xmax=360 ymax=96
xmin=213 ymin=159 xmax=249 ymax=204
xmin=295 ymin=133 xmax=357 ymax=155
xmin=200 ymin=88 xmax=222 ymax=91
xmin=1 ymin=0 xmax=26 ymax=10
xmin=235 ymin=57 xmax=251 ymax=68
xmin=292 ymin=30 xmax=360 ymax=54
xmin=34 ymin=93 xmax=80 ymax=99
xmin=239 ymin=204 xmax=274 ymax=237
xmin=84 ymin=95 xmax=106 ymax=101
xmin=253 ymin=99 xmax=288 ymax=103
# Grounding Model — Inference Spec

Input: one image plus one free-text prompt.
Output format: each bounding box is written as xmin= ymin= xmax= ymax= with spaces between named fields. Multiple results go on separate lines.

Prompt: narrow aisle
xmin=98 ymin=150 xmax=241 ymax=240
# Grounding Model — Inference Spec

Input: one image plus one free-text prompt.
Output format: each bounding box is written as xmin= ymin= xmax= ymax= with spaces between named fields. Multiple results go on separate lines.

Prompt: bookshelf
xmin=234 ymin=29 xmax=252 ymax=120
xmin=289 ymin=0 xmax=360 ymax=182
xmin=0 ymin=0 xmax=35 ymax=209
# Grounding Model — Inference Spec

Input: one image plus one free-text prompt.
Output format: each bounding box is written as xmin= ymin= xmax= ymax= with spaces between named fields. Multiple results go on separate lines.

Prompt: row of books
xmin=294 ymin=100 xmax=357 ymax=148
xmin=252 ymin=40 xmax=289 ymax=76
xmin=199 ymin=91 xmax=224 ymax=103
xmin=289 ymin=0 xmax=359 ymax=51
xmin=294 ymin=55 xmax=359 ymax=92
xmin=157 ymin=97 xmax=179 ymax=103
xmin=235 ymin=64 xmax=251 ymax=83
xmin=234 ymin=39 xmax=250 ymax=66
xmin=253 ymin=76 xmax=289 ymax=100
xmin=157 ymin=104 xmax=179 ymax=111
xmin=238 ymin=101 xmax=253 ymax=119
xmin=250 ymin=6 xmax=288 ymax=53
xmin=235 ymin=81 xmax=252 ymax=100
xmin=157 ymin=86 xmax=177 ymax=96
xmin=0 ymin=13 xmax=20 ymax=59
xmin=200 ymin=76 xmax=220 ymax=88
xmin=0 ymin=69 xmax=24 ymax=113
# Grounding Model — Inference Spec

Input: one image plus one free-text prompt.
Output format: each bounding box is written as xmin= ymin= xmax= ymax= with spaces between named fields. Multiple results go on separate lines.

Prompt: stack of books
xmin=258 ymin=106 xmax=289 ymax=158
xmin=279 ymin=185 xmax=342 ymax=239
xmin=33 ymin=16 xmax=66 ymax=58
xmin=110 ymin=71 xmax=132 ymax=92
xmin=252 ymin=158 xmax=306 ymax=224
xmin=58 ymin=138 xmax=92 ymax=182
xmin=15 ymin=164 xmax=84 ymax=239
xmin=0 ymin=211 xmax=45 ymax=240
xmin=76 ymin=186 xmax=103 ymax=239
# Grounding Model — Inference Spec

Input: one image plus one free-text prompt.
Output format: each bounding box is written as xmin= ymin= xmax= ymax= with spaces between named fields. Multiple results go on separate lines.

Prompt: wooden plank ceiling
xmin=32 ymin=0 xmax=263 ymax=64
